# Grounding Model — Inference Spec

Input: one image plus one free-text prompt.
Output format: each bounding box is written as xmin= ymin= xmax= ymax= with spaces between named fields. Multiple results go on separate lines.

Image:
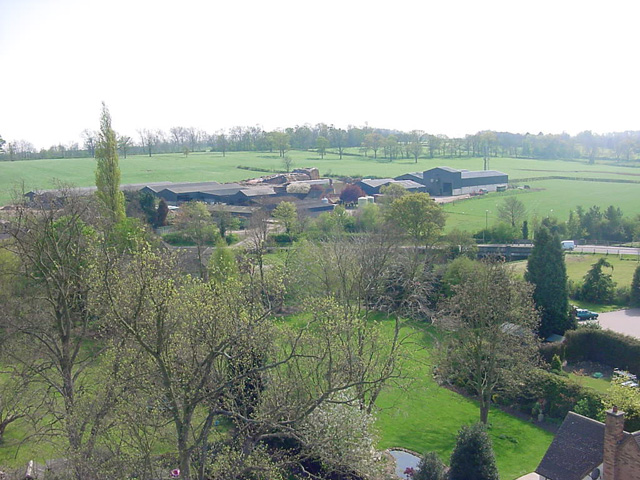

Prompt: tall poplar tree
xmin=95 ymin=102 xmax=126 ymax=223
xmin=525 ymin=226 xmax=572 ymax=337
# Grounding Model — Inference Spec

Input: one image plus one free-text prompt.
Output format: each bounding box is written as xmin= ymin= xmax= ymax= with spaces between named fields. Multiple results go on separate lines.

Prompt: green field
xmin=511 ymin=253 xmax=639 ymax=291
xmin=2 ymin=152 xmax=640 ymax=230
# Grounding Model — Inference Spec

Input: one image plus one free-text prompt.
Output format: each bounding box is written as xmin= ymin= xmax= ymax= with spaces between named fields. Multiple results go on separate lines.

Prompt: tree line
xmin=3 ymin=124 xmax=640 ymax=163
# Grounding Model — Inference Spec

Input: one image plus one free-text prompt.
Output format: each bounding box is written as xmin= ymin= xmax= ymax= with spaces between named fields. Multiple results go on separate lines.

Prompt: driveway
xmin=598 ymin=309 xmax=640 ymax=339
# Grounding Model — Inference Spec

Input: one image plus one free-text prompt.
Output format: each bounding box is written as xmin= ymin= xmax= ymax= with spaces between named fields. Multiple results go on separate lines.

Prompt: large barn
xmin=396 ymin=167 xmax=508 ymax=196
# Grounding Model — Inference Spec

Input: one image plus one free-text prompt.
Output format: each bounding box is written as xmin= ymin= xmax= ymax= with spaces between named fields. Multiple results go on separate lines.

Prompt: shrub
xmin=539 ymin=342 xmax=565 ymax=364
xmin=414 ymin=451 xmax=447 ymax=480
xmin=449 ymin=423 xmax=498 ymax=480
xmin=225 ymin=232 xmax=239 ymax=245
xmin=499 ymin=368 xmax=603 ymax=420
xmin=550 ymin=354 xmax=563 ymax=373
xmin=271 ymin=233 xmax=297 ymax=245
xmin=573 ymin=395 xmax=605 ymax=422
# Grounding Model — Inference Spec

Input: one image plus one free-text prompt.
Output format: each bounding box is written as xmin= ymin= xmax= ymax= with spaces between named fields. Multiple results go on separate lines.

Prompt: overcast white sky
xmin=2 ymin=0 xmax=640 ymax=149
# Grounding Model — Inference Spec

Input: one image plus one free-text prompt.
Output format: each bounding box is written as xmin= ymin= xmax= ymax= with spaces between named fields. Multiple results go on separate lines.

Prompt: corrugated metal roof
xmin=460 ymin=170 xmax=507 ymax=179
xmin=239 ymin=187 xmax=276 ymax=197
xmin=359 ymin=178 xmax=395 ymax=188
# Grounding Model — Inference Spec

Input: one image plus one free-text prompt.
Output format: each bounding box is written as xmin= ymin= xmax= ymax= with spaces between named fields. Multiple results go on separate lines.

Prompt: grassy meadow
xmin=2 ymin=151 xmax=640 ymax=234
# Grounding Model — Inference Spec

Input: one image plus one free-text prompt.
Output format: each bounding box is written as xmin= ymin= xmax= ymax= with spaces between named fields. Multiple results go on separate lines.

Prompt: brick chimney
xmin=604 ymin=406 xmax=626 ymax=480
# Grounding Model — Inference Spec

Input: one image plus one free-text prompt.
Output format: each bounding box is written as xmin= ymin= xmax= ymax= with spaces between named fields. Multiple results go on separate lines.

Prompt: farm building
xmin=355 ymin=178 xmax=425 ymax=196
xmin=395 ymin=167 xmax=508 ymax=196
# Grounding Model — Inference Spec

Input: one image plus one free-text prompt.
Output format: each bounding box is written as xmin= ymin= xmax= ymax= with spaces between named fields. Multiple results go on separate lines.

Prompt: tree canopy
xmin=386 ymin=192 xmax=446 ymax=247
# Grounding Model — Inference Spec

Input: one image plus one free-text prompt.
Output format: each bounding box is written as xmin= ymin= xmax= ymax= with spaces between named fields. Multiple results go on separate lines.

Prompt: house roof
xmin=536 ymin=412 xmax=604 ymax=480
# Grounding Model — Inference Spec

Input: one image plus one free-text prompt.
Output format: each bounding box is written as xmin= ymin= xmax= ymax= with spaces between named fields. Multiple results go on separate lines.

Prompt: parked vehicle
xmin=575 ymin=308 xmax=599 ymax=320
xmin=614 ymin=369 xmax=638 ymax=388
xmin=561 ymin=240 xmax=575 ymax=251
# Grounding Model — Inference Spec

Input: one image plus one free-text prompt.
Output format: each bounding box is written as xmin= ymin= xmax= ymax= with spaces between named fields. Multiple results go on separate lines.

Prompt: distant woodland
xmin=2 ymin=125 xmax=640 ymax=162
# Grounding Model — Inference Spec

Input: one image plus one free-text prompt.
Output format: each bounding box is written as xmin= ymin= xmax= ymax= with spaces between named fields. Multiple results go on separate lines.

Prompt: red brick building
xmin=536 ymin=408 xmax=640 ymax=480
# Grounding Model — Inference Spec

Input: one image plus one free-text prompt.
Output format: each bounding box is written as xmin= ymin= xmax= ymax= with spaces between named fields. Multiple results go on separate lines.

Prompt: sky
xmin=2 ymin=0 xmax=640 ymax=150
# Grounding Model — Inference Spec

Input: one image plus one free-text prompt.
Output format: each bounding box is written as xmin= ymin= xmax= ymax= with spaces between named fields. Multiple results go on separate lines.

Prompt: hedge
xmin=496 ymin=368 xmax=604 ymax=420
xmin=564 ymin=329 xmax=640 ymax=377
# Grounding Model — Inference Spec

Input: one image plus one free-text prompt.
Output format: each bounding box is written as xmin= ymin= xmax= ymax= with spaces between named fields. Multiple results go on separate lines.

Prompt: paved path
xmin=598 ymin=309 xmax=640 ymax=339
xmin=514 ymin=474 xmax=539 ymax=480
xmin=575 ymin=245 xmax=640 ymax=256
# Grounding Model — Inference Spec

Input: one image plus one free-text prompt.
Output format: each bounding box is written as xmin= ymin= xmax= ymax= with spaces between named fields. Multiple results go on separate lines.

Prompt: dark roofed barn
xmin=419 ymin=167 xmax=508 ymax=196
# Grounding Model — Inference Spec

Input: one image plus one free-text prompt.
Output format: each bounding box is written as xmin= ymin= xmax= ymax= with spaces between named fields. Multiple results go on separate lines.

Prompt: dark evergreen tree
xmin=525 ymin=226 xmax=573 ymax=337
xmin=581 ymin=258 xmax=616 ymax=304
xmin=414 ymin=451 xmax=447 ymax=480
xmin=155 ymin=199 xmax=169 ymax=227
xmin=522 ymin=220 xmax=528 ymax=240
xmin=449 ymin=423 xmax=499 ymax=480
xmin=631 ymin=263 xmax=640 ymax=307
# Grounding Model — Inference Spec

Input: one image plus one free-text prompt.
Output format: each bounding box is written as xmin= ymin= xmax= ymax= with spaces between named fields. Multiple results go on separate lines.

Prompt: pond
xmin=388 ymin=449 xmax=421 ymax=478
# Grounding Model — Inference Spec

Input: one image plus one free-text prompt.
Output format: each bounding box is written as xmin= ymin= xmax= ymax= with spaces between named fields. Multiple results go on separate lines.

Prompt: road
xmin=598 ymin=309 xmax=640 ymax=339
xmin=574 ymin=245 xmax=640 ymax=256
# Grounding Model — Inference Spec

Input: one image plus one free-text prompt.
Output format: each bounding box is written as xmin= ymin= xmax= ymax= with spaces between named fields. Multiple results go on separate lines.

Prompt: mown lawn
xmin=566 ymin=372 xmax=611 ymax=395
xmin=375 ymin=320 xmax=553 ymax=480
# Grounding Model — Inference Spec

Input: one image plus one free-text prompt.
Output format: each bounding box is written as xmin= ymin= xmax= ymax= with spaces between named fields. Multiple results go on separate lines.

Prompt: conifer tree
xmin=449 ymin=423 xmax=499 ymax=480
xmin=525 ymin=226 xmax=572 ymax=337
xmin=581 ymin=258 xmax=616 ymax=304
xmin=95 ymin=102 xmax=126 ymax=223
xmin=631 ymin=263 xmax=640 ymax=307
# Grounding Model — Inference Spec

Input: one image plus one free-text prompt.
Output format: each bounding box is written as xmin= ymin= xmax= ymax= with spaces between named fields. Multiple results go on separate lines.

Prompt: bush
xmin=614 ymin=285 xmax=631 ymax=306
xmin=414 ymin=451 xmax=447 ymax=480
xmin=270 ymin=233 xmax=297 ymax=245
xmin=539 ymin=342 xmax=565 ymax=364
xmin=564 ymin=329 xmax=640 ymax=377
xmin=162 ymin=232 xmax=196 ymax=246
xmin=550 ymin=354 xmax=563 ymax=373
xmin=449 ymin=423 xmax=498 ymax=480
xmin=498 ymin=368 xmax=603 ymax=420
xmin=225 ymin=232 xmax=239 ymax=245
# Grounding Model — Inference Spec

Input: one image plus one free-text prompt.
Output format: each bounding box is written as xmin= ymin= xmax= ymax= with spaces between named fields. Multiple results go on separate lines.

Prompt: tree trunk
xmin=479 ymin=393 xmax=490 ymax=424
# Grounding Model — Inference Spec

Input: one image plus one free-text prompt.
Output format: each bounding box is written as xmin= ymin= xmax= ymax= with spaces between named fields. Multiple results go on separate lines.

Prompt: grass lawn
xmin=375 ymin=320 xmax=553 ymax=480
xmin=566 ymin=372 xmax=611 ymax=395
xmin=511 ymin=253 xmax=638 ymax=291
xmin=564 ymin=253 xmax=640 ymax=290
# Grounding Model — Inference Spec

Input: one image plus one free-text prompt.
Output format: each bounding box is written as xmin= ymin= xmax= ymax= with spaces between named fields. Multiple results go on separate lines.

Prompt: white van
xmin=561 ymin=240 xmax=575 ymax=251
